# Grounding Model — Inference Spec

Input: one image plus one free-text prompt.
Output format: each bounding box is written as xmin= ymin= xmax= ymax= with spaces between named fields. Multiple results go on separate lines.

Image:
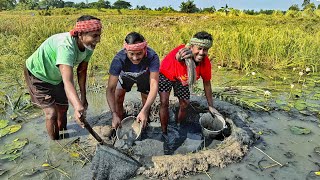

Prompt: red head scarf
xmin=70 ymin=19 xmax=102 ymax=36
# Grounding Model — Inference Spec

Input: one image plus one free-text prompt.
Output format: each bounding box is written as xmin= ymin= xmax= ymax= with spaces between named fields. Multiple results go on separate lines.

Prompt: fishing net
xmin=91 ymin=144 xmax=141 ymax=180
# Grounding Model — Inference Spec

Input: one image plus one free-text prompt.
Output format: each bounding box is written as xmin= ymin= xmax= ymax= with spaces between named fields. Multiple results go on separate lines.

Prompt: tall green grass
xmin=0 ymin=9 xmax=320 ymax=85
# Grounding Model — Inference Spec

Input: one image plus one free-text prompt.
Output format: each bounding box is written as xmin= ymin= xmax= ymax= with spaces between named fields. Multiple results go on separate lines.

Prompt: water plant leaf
xmin=0 ymin=120 xmax=9 ymax=129
xmin=0 ymin=139 xmax=28 ymax=155
xmin=0 ymin=152 xmax=22 ymax=161
xmin=294 ymin=100 xmax=307 ymax=111
xmin=42 ymin=163 xmax=50 ymax=167
xmin=290 ymin=126 xmax=311 ymax=135
xmin=315 ymin=171 xmax=320 ymax=176
xmin=0 ymin=129 xmax=10 ymax=138
xmin=70 ymin=152 xmax=80 ymax=158
xmin=0 ymin=124 xmax=21 ymax=138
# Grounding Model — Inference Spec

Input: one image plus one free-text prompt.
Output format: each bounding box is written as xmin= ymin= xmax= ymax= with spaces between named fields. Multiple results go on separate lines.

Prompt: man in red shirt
xmin=159 ymin=31 xmax=221 ymax=137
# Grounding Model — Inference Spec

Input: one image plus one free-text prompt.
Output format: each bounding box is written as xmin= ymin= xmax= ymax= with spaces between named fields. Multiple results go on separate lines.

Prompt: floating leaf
xmin=315 ymin=171 xmax=320 ymax=176
xmin=7 ymin=124 xmax=22 ymax=134
xmin=0 ymin=139 xmax=28 ymax=155
xmin=0 ymin=152 xmax=22 ymax=161
xmin=294 ymin=100 xmax=307 ymax=111
xmin=70 ymin=152 xmax=80 ymax=158
xmin=0 ymin=120 xmax=9 ymax=129
xmin=42 ymin=163 xmax=50 ymax=167
xmin=0 ymin=129 xmax=10 ymax=138
xmin=290 ymin=126 xmax=311 ymax=135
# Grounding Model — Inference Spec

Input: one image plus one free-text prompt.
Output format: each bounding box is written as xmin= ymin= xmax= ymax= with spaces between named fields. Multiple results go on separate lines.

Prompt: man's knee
xmin=179 ymin=99 xmax=189 ymax=109
xmin=43 ymin=107 xmax=57 ymax=120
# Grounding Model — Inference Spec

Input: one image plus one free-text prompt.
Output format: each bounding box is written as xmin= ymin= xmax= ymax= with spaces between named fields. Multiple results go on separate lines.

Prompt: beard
xmin=84 ymin=44 xmax=95 ymax=51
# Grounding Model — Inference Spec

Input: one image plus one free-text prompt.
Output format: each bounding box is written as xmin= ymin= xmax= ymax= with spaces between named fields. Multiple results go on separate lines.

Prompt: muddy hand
xmin=112 ymin=113 xmax=121 ymax=129
xmin=176 ymin=48 xmax=192 ymax=61
xmin=208 ymin=106 xmax=223 ymax=117
xmin=74 ymin=110 xmax=85 ymax=128
xmin=136 ymin=112 xmax=147 ymax=129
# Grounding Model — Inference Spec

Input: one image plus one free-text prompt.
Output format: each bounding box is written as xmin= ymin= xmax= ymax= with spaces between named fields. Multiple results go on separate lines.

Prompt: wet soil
xmin=0 ymin=90 xmax=320 ymax=180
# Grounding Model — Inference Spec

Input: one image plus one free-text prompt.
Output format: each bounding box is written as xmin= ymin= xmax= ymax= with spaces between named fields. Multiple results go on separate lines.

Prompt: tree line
xmin=1 ymin=0 xmax=319 ymax=14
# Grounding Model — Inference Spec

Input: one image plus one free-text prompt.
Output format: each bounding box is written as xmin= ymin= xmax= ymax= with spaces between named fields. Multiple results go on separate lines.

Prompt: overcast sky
xmin=77 ymin=0 xmax=320 ymax=11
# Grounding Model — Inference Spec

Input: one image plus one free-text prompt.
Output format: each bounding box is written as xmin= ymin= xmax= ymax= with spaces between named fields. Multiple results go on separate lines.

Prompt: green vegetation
xmin=0 ymin=8 xmax=320 ymax=118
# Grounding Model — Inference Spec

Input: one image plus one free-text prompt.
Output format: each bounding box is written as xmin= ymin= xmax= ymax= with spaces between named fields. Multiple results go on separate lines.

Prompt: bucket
xmin=199 ymin=112 xmax=227 ymax=139
xmin=116 ymin=116 xmax=142 ymax=141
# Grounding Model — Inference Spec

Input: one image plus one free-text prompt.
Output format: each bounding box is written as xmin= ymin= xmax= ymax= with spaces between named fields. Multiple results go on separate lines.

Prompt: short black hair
xmin=77 ymin=15 xmax=100 ymax=22
xmin=125 ymin=32 xmax=145 ymax=44
xmin=193 ymin=31 xmax=212 ymax=41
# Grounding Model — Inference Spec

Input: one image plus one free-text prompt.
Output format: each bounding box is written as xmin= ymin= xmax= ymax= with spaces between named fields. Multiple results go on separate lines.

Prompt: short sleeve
xmin=56 ymin=45 xmax=75 ymax=67
xmin=109 ymin=52 xmax=124 ymax=76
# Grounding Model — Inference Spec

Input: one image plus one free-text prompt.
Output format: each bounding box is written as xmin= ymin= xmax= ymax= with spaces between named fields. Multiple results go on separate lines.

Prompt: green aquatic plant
xmin=0 ymin=120 xmax=9 ymax=129
xmin=0 ymin=138 xmax=28 ymax=161
xmin=289 ymin=125 xmax=311 ymax=135
xmin=0 ymin=124 xmax=21 ymax=138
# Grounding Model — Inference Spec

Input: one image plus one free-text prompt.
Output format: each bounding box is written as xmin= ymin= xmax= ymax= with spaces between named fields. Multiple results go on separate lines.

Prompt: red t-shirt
xmin=160 ymin=45 xmax=212 ymax=85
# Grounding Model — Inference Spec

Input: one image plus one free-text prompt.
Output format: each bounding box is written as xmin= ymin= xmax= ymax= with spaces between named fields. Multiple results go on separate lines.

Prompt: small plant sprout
xmin=264 ymin=90 xmax=271 ymax=97
xmin=289 ymin=84 xmax=294 ymax=99
xmin=299 ymin=71 xmax=303 ymax=76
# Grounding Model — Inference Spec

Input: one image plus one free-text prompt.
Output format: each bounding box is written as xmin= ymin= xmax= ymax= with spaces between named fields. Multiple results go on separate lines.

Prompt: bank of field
xmin=0 ymin=9 xmax=320 ymax=115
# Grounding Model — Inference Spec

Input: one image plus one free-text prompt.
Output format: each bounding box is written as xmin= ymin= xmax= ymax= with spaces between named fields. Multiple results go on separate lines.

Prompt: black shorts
xmin=117 ymin=73 xmax=150 ymax=94
xmin=159 ymin=73 xmax=190 ymax=100
xmin=24 ymin=67 xmax=68 ymax=108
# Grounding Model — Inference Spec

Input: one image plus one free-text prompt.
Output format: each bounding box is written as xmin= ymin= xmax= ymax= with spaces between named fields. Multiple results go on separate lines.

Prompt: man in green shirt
xmin=24 ymin=15 xmax=102 ymax=140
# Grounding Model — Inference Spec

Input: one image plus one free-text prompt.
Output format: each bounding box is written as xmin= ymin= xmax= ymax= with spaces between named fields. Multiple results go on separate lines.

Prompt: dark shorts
xmin=24 ymin=67 xmax=68 ymax=108
xmin=117 ymin=73 xmax=150 ymax=94
xmin=159 ymin=73 xmax=190 ymax=100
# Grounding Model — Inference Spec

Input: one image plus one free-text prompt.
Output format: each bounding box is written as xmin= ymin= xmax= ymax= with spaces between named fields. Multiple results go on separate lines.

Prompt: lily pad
xmin=0 ymin=120 xmax=9 ymax=129
xmin=294 ymin=100 xmax=307 ymax=111
xmin=0 ymin=139 xmax=28 ymax=155
xmin=290 ymin=126 xmax=311 ymax=135
xmin=0 ymin=152 xmax=22 ymax=161
xmin=0 ymin=124 xmax=22 ymax=138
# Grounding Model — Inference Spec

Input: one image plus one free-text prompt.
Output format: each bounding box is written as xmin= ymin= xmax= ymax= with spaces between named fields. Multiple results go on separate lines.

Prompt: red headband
xmin=123 ymin=41 xmax=147 ymax=51
xmin=70 ymin=19 xmax=102 ymax=36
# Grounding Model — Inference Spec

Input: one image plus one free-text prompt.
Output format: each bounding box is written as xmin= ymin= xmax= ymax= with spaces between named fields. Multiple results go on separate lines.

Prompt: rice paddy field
xmin=0 ymin=8 xmax=320 ymax=180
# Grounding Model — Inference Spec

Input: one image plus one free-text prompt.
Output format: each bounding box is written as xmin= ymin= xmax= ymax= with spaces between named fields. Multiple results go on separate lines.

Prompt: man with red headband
xmin=159 ymin=31 xmax=221 ymax=138
xmin=106 ymin=32 xmax=160 ymax=130
xmin=24 ymin=15 xmax=102 ymax=140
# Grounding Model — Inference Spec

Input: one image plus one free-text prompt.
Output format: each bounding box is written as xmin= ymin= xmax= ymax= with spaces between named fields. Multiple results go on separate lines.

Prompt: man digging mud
xmin=24 ymin=15 xmax=102 ymax=140
xmin=159 ymin=31 xmax=221 ymax=139
xmin=106 ymin=32 xmax=160 ymax=131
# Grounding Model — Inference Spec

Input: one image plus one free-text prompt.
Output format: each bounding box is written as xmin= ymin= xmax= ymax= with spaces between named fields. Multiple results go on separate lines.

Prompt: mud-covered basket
xmin=116 ymin=116 xmax=142 ymax=141
xmin=199 ymin=112 xmax=227 ymax=139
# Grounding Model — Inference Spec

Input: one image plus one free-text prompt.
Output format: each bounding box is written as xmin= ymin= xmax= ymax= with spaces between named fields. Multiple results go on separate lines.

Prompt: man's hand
xmin=112 ymin=113 xmax=121 ymax=129
xmin=136 ymin=111 xmax=148 ymax=129
xmin=74 ymin=106 xmax=85 ymax=128
xmin=176 ymin=47 xmax=193 ymax=62
xmin=208 ymin=106 xmax=223 ymax=117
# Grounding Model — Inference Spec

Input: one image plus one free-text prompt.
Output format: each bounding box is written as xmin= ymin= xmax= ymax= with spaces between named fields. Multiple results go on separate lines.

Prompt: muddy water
xmin=1 ymin=88 xmax=320 ymax=180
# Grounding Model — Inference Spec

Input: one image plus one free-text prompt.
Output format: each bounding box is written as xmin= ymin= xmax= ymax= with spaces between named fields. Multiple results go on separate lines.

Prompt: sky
xmin=79 ymin=0 xmax=320 ymax=11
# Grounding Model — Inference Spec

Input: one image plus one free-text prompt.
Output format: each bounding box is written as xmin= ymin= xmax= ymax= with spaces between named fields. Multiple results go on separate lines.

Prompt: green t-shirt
xmin=26 ymin=32 xmax=93 ymax=85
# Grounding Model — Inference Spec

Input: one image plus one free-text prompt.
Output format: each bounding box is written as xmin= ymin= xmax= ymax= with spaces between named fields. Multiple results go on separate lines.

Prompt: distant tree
xmin=74 ymin=2 xmax=86 ymax=8
xmin=39 ymin=0 xmax=64 ymax=8
xmin=179 ymin=0 xmax=199 ymax=13
xmin=318 ymin=4 xmax=320 ymax=9
xmin=16 ymin=0 xmax=39 ymax=10
xmin=218 ymin=4 xmax=229 ymax=15
xmin=288 ymin=4 xmax=299 ymax=11
xmin=64 ymin=1 xmax=74 ymax=7
xmin=304 ymin=3 xmax=316 ymax=11
xmin=259 ymin=9 xmax=274 ymax=15
xmin=0 ymin=0 xmax=16 ymax=10
xmin=201 ymin=6 xmax=215 ymax=13
xmin=243 ymin=9 xmax=256 ymax=15
xmin=155 ymin=6 xmax=175 ymax=12
xmin=135 ymin=5 xmax=150 ymax=10
xmin=112 ymin=0 xmax=131 ymax=9
xmin=302 ymin=0 xmax=310 ymax=9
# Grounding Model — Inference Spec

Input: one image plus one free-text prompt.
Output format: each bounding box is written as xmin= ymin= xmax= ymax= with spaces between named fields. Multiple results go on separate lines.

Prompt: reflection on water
xmin=0 ymin=68 xmax=320 ymax=179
